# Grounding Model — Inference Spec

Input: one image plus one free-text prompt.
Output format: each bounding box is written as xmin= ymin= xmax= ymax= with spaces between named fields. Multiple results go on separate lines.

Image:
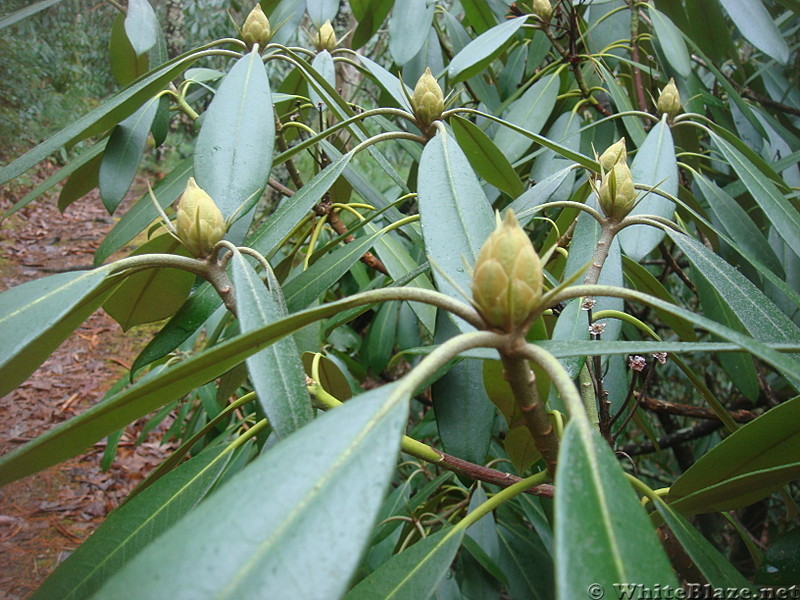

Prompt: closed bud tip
xmin=314 ymin=20 xmax=337 ymax=52
xmin=472 ymin=210 xmax=543 ymax=332
xmin=598 ymin=162 xmax=637 ymax=220
xmin=533 ymin=0 xmax=553 ymax=21
xmin=242 ymin=4 xmax=271 ymax=51
xmin=598 ymin=137 xmax=627 ymax=173
xmin=412 ymin=67 xmax=444 ymax=130
xmin=657 ymin=78 xmax=681 ymax=118
xmin=176 ymin=177 xmax=226 ymax=258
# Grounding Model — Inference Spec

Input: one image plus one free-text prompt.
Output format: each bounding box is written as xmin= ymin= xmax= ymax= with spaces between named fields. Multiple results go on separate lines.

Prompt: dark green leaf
xmin=91 ymin=385 xmax=407 ymax=600
xmin=497 ymin=525 xmax=554 ymax=600
xmin=649 ymin=7 xmax=691 ymax=77
xmin=110 ymin=13 xmax=149 ymax=86
xmin=230 ymin=252 xmax=313 ymax=437
xmin=670 ymin=397 xmax=800 ymax=515
xmin=555 ymin=419 xmax=679 ymax=597
xmin=756 ymin=528 xmax=800 ymax=586
xmin=718 ymin=0 xmax=790 ymax=63
xmin=31 ymin=445 xmax=231 ymax=600
xmin=103 ymin=235 xmax=195 ymax=331
xmin=58 ymin=151 xmax=103 ymax=213
xmin=125 ymin=0 xmax=159 ymax=56
xmin=447 ymin=17 xmax=527 ymax=83
xmin=461 ymin=0 xmax=498 ymax=34
xmin=0 ymin=0 xmax=64 ymax=29
xmin=507 ymin=167 xmax=573 ymax=223
xmin=0 ymin=267 xmax=114 ymax=397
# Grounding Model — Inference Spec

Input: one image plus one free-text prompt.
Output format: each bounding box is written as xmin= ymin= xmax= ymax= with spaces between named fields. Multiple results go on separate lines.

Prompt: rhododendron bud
xmin=176 ymin=178 xmax=226 ymax=258
xmin=412 ymin=68 xmax=444 ymax=129
xmin=472 ymin=210 xmax=542 ymax=332
xmin=598 ymin=137 xmax=627 ymax=173
xmin=598 ymin=162 xmax=636 ymax=220
xmin=242 ymin=4 xmax=271 ymax=50
xmin=314 ymin=20 xmax=337 ymax=52
xmin=533 ymin=0 xmax=553 ymax=21
xmin=657 ymin=78 xmax=681 ymax=118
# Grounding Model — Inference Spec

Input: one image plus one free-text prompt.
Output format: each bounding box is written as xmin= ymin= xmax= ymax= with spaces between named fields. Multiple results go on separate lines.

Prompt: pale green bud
xmin=314 ymin=20 xmax=337 ymax=52
xmin=242 ymin=4 xmax=271 ymax=50
xmin=598 ymin=162 xmax=637 ymax=220
xmin=533 ymin=0 xmax=553 ymax=21
xmin=176 ymin=177 xmax=226 ymax=258
xmin=598 ymin=137 xmax=627 ymax=173
xmin=412 ymin=68 xmax=444 ymax=129
xmin=472 ymin=210 xmax=543 ymax=332
xmin=657 ymin=78 xmax=681 ymax=118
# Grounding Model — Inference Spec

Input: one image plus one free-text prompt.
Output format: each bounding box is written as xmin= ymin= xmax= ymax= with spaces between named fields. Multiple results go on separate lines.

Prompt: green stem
xmin=579 ymin=364 xmax=599 ymax=427
xmin=519 ymin=343 xmax=586 ymax=421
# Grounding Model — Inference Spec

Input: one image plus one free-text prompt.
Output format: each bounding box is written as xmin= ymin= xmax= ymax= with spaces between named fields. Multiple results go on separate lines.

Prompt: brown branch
xmin=617 ymin=420 xmax=723 ymax=456
xmin=627 ymin=0 xmax=650 ymax=115
xmin=641 ymin=396 xmax=757 ymax=423
xmin=435 ymin=450 xmax=555 ymax=498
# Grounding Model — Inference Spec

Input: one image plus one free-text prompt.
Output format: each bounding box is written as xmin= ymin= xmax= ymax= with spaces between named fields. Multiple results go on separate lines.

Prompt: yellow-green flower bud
xmin=598 ymin=137 xmax=627 ymax=173
xmin=657 ymin=78 xmax=681 ymax=118
xmin=176 ymin=177 xmax=226 ymax=258
xmin=472 ymin=210 xmax=542 ymax=332
xmin=533 ymin=0 xmax=553 ymax=21
xmin=412 ymin=67 xmax=444 ymax=129
xmin=314 ymin=20 xmax=337 ymax=52
xmin=598 ymin=162 xmax=637 ymax=220
xmin=242 ymin=4 xmax=271 ymax=51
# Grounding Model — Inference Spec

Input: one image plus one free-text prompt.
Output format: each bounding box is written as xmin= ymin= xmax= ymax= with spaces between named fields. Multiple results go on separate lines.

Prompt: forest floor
xmin=0 ymin=166 xmax=174 ymax=599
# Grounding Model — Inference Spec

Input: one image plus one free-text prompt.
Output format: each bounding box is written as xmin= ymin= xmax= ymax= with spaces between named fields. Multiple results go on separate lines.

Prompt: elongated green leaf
xmin=493 ymin=72 xmax=560 ymax=164
xmin=597 ymin=63 xmax=646 ymax=147
xmin=719 ymin=0 xmax=789 ymax=63
xmin=0 ymin=267 xmax=114 ymax=397
xmin=103 ymin=235 xmax=195 ymax=331
xmin=94 ymin=158 xmax=193 ymax=266
xmin=451 ymin=116 xmax=524 ymax=198
xmin=388 ymin=0 xmax=435 ymax=65
xmin=110 ymin=13 xmax=149 ymax=86
xmin=99 ymin=99 xmax=159 ymax=213
xmin=344 ymin=527 xmax=465 ymax=600
xmin=306 ymin=0 xmax=339 ymax=26
xmin=58 ymin=151 xmax=103 ymax=213
xmin=461 ymin=0 xmax=498 ymax=34
xmin=619 ymin=119 xmax=678 ymax=260
xmin=0 ymin=0 xmax=64 ymax=29
xmin=194 ymin=49 xmax=274 ymax=223
xmin=309 ymin=50 xmax=336 ymax=110
xmin=230 ymin=252 xmax=312 ymax=438
xmin=0 ymin=51 xmax=198 ymax=184
xmin=497 ymin=525 xmax=554 ymax=600
xmin=711 ymin=132 xmax=800 ymax=261
xmin=358 ymin=54 xmax=413 ymax=111
xmin=417 ymin=129 xmax=494 ymax=308
xmin=351 ymin=0 xmax=393 ymax=49
xmin=695 ymin=173 xmax=784 ymax=277
xmin=649 ymin=7 xmax=691 ymax=77
xmin=447 ymin=17 xmax=527 ymax=83
xmin=650 ymin=498 xmax=753 ymax=589
xmin=125 ymin=0 xmax=158 ymax=56
xmin=670 ymin=397 xmax=800 ymax=515
xmin=555 ymin=419 xmax=679 ymax=598
xmin=31 ymin=445 xmax=231 ymax=600
xmin=666 ymin=230 xmax=800 ymax=347
xmin=91 ymin=385 xmax=407 ymax=600
xmin=529 ymin=113 xmax=580 ymax=202
xmin=507 ymin=167 xmax=573 ymax=222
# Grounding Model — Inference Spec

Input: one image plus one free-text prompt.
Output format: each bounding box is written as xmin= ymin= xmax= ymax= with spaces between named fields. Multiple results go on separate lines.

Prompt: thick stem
xmin=583 ymin=220 xmax=621 ymax=286
xmin=501 ymin=351 xmax=559 ymax=477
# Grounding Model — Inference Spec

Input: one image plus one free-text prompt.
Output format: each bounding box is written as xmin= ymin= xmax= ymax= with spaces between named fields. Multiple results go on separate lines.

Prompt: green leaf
xmin=230 ymin=252 xmax=313 ymax=438
xmin=99 ymin=99 xmax=159 ymax=213
xmin=718 ymin=0 xmax=790 ymax=64
xmin=103 ymin=235 xmax=195 ymax=331
xmin=110 ymin=13 xmax=149 ymax=86
xmin=756 ymin=528 xmax=800 ymax=586
xmin=306 ymin=0 xmax=339 ymax=26
xmin=506 ymin=167 xmax=573 ymax=223
xmin=650 ymin=498 xmax=753 ymax=589
xmin=447 ymin=17 xmax=527 ymax=83
xmin=194 ymin=50 xmax=274 ymax=223
xmin=309 ymin=50 xmax=336 ymax=110
xmin=358 ymin=54 xmax=413 ymax=111
xmin=94 ymin=158 xmax=192 ymax=266
xmin=417 ymin=129 xmax=494 ymax=308
xmin=0 ymin=0 xmax=65 ymax=30
xmin=91 ymin=385 xmax=408 ymax=600
xmin=711 ymin=131 xmax=800 ymax=261
xmin=555 ymin=419 xmax=679 ymax=598
xmin=125 ymin=0 xmax=159 ymax=56
xmin=388 ymin=0 xmax=435 ymax=65
xmin=666 ymin=230 xmax=800 ymax=347
xmin=344 ymin=527 xmax=465 ymax=600
xmin=493 ymin=72 xmax=560 ymax=164
xmin=30 ymin=445 xmax=231 ymax=600
xmin=649 ymin=7 xmax=691 ymax=78
xmin=0 ymin=51 xmax=198 ymax=185
xmin=597 ymin=62 xmax=646 ymax=147
xmin=695 ymin=173 xmax=784 ymax=277
xmin=0 ymin=267 xmax=114 ymax=398
xmin=364 ymin=301 xmax=400 ymax=373
xmin=451 ymin=116 xmax=524 ymax=198
xmin=670 ymin=397 xmax=800 ymax=515
xmin=497 ymin=525 xmax=554 ymax=600
xmin=461 ymin=0 xmax=498 ymax=34
xmin=619 ymin=119 xmax=678 ymax=260
xmin=58 ymin=150 xmax=103 ymax=213
xmin=351 ymin=0 xmax=393 ymax=49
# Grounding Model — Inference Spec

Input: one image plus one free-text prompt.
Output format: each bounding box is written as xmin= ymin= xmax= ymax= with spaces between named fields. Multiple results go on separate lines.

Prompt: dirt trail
xmin=0 ymin=169 xmax=173 ymax=599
